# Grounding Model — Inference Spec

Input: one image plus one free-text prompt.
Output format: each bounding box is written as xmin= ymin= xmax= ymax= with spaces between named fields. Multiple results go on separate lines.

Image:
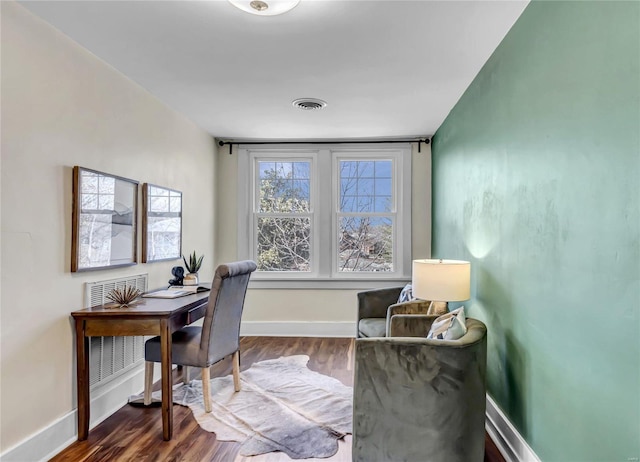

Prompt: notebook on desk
xmin=142 ymin=289 xmax=192 ymax=299
xmin=142 ymin=285 xmax=210 ymax=299
xmin=168 ymin=285 xmax=210 ymax=294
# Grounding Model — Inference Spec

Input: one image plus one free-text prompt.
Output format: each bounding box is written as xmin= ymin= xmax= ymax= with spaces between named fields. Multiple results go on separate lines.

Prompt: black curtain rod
xmin=217 ymin=138 xmax=431 ymax=155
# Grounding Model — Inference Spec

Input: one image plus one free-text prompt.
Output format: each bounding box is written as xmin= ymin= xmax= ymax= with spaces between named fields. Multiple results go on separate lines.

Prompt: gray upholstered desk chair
xmin=352 ymin=315 xmax=487 ymax=462
xmin=143 ymin=260 xmax=257 ymax=413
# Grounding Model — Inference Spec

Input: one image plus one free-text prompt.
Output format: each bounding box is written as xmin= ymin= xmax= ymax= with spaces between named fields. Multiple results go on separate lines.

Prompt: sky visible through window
xmin=259 ymin=161 xmax=310 ymax=213
xmin=340 ymin=160 xmax=392 ymax=213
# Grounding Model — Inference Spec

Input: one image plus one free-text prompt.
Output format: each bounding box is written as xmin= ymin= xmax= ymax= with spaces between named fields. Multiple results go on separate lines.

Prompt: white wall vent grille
xmin=84 ymin=273 xmax=148 ymax=389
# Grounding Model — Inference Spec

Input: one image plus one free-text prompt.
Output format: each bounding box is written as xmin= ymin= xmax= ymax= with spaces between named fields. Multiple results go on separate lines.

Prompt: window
xmin=255 ymin=159 xmax=313 ymax=272
xmin=238 ymin=144 xmax=411 ymax=287
xmin=337 ymin=159 xmax=394 ymax=273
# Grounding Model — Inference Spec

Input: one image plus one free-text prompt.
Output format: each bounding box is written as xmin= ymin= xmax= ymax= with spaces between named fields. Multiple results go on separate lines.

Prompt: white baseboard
xmin=0 ymin=365 xmax=147 ymax=462
xmin=240 ymin=321 xmax=355 ymax=337
xmin=486 ymin=394 xmax=540 ymax=462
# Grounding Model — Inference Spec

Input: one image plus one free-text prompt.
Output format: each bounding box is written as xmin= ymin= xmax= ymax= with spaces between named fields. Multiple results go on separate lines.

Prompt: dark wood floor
xmin=52 ymin=337 xmax=505 ymax=462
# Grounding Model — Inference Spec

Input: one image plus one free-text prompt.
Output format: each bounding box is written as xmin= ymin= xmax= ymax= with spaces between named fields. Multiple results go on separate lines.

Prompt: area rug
xmin=134 ymin=355 xmax=353 ymax=459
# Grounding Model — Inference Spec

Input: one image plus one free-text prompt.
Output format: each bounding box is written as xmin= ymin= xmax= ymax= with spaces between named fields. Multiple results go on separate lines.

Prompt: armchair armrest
xmin=357 ymin=286 xmax=403 ymax=321
xmin=387 ymin=300 xmax=433 ymax=316
xmin=385 ymin=300 xmax=448 ymax=336
xmin=388 ymin=314 xmax=437 ymax=337
xmin=385 ymin=300 xmax=431 ymax=335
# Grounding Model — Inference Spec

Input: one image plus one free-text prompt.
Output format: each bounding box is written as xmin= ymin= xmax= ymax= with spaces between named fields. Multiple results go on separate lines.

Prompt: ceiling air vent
xmin=292 ymin=98 xmax=327 ymax=110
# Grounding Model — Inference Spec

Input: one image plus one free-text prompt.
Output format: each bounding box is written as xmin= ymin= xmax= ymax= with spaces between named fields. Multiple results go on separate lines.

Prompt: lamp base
xmin=427 ymin=301 xmax=448 ymax=316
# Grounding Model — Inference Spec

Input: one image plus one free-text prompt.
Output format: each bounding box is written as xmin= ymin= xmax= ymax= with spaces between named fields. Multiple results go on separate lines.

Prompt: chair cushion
xmin=358 ymin=318 xmax=386 ymax=338
xmin=397 ymin=283 xmax=414 ymax=303
xmin=427 ymin=307 xmax=467 ymax=340
xmin=145 ymin=326 xmax=204 ymax=367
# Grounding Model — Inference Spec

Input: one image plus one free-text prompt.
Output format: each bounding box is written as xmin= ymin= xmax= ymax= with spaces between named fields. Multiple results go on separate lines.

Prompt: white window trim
xmin=237 ymin=143 xmax=412 ymax=289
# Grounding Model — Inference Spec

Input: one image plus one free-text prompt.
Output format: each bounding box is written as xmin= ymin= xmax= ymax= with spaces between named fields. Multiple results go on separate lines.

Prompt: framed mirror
xmin=142 ymin=183 xmax=182 ymax=263
xmin=71 ymin=167 xmax=138 ymax=272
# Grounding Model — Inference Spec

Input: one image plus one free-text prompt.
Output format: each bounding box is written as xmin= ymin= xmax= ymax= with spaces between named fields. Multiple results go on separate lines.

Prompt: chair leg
xmin=201 ymin=366 xmax=212 ymax=413
xmin=183 ymin=366 xmax=189 ymax=385
xmin=232 ymin=351 xmax=241 ymax=392
xmin=144 ymin=361 xmax=154 ymax=405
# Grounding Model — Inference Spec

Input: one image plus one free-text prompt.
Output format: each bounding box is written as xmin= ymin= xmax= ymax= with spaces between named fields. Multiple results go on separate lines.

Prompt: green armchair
xmin=352 ymin=315 xmax=488 ymax=462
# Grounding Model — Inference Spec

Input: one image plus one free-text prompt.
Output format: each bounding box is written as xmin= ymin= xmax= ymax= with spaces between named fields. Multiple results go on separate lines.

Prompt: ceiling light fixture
xmin=228 ymin=0 xmax=300 ymax=16
xmin=292 ymin=98 xmax=327 ymax=110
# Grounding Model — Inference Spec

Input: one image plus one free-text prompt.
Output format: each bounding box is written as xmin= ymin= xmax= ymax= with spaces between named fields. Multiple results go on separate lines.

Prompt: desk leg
xmin=75 ymin=319 xmax=90 ymax=440
xmin=160 ymin=319 xmax=173 ymax=441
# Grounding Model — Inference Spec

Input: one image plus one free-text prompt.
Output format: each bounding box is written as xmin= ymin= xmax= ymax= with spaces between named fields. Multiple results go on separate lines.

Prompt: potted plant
xmin=182 ymin=251 xmax=204 ymax=286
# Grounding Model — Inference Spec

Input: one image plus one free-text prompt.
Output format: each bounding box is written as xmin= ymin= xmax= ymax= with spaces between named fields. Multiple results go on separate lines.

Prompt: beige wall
xmin=1 ymin=1 xmax=433 ymax=450
xmin=0 ymin=2 xmax=216 ymax=451
xmin=215 ymin=143 xmax=432 ymax=323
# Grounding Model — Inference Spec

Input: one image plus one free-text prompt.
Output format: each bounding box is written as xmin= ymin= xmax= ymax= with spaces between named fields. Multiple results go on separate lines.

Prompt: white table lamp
xmin=412 ymin=259 xmax=471 ymax=311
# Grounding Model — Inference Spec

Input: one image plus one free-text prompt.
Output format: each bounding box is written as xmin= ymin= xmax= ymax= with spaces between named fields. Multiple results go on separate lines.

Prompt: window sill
xmin=248 ymin=278 xmax=410 ymax=290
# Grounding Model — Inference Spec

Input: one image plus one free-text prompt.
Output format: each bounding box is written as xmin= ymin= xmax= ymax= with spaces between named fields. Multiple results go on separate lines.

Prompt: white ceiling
xmin=20 ymin=0 xmax=528 ymax=141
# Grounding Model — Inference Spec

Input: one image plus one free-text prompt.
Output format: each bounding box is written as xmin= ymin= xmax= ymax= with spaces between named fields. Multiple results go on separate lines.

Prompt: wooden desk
xmin=71 ymin=291 xmax=209 ymax=441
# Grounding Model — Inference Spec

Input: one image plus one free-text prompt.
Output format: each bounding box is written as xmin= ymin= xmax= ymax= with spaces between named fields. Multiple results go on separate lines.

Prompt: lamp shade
xmin=412 ymin=259 xmax=470 ymax=302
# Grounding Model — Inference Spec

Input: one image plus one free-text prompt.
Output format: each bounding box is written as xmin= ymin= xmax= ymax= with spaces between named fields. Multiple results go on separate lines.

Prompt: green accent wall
xmin=431 ymin=1 xmax=639 ymax=461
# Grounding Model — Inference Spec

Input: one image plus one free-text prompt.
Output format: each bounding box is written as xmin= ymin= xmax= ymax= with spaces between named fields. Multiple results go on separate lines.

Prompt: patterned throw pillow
xmin=397 ymin=284 xmax=414 ymax=303
xmin=426 ymin=307 xmax=467 ymax=340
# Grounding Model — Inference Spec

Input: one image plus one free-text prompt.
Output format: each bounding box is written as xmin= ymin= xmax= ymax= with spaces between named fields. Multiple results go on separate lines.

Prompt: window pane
xmin=341 ymin=196 xmax=357 ymax=213
xmin=340 ymin=161 xmax=358 ymax=178
xmin=339 ymin=160 xmax=394 ymax=213
xmin=374 ymin=196 xmax=392 ymax=212
xmin=293 ymin=162 xmax=310 ymax=179
xmin=275 ymin=162 xmax=293 ymax=177
xmin=259 ymin=162 xmax=275 ymax=179
xmin=340 ymin=178 xmax=356 ymax=197
xmin=293 ymin=180 xmax=310 ymax=201
xmin=356 ymin=178 xmax=374 ymax=196
xmin=338 ymin=216 xmax=393 ymax=272
xmin=375 ymin=178 xmax=392 ymax=196
xmin=375 ymin=160 xmax=392 ymax=178
xmin=357 ymin=196 xmax=374 ymax=212
xmin=259 ymin=161 xmax=311 ymax=212
xmin=358 ymin=161 xmax=375 ymax=177
xmin=257 ymin=217 xmax=311 ymax=272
